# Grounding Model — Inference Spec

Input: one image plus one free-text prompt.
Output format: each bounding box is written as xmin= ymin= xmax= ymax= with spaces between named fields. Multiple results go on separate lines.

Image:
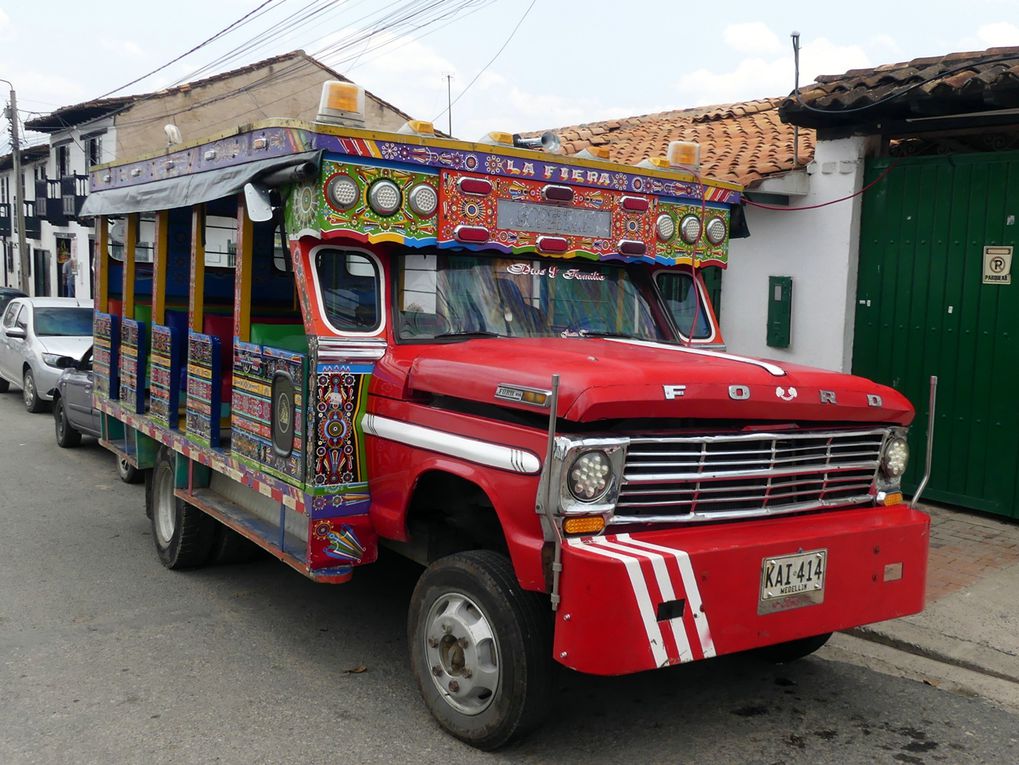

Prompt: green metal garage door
xmin=854 ymin=151 xmax=1019 ymax=519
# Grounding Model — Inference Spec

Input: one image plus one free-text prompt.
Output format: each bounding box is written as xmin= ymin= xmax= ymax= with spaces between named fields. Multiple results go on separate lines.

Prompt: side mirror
xmin=5 ymin=326 xmax=26 ymax=339
xmin=54 ymin=356 xmax=79 ymax=370
xmin=244 ymin=182 xmax=275 ymax=223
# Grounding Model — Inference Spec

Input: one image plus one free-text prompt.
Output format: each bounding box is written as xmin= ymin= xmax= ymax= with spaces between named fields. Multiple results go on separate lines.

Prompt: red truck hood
xmin=399 ymin=338 xmax=913 ymax=426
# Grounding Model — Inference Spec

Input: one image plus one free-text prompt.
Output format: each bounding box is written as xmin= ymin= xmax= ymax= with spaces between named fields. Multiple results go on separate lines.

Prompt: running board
xmin=178 ymin=487 xmax=353 ymax=584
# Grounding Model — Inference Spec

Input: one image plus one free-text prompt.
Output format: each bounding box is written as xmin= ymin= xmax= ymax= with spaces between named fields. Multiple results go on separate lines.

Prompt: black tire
xmin=408 ymin=550 xmax=552 ymax=750
xmin=117 ymin=455 xmax=143 ymax=484
xmin=755 ymin=632 xmax=833 ymax=664
xmin=22 ymin=367 xmax=44 ymax=413
xmin=145 ymin=447 xmax=215 ymax=569
xmin=209 ymin=523 xmax=263 ymax=565
xmin=0 ymin=377 xmax=9 ymax=393
xmin=54 ymin=397 xmax=82 ymax=447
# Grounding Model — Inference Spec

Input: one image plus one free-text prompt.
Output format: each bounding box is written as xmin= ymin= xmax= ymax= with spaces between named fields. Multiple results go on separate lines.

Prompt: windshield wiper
xmin=433 ymin=331 xmax=504 ymax=340
xmin=577 ymin=330 xmax=642 ymax=340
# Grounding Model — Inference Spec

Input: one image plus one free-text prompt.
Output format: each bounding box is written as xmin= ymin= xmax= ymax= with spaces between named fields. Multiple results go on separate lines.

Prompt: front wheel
xmin=755 ymin=632 xmax=833 ymax=663
xmin=145 ymin=448 xmax=215 ymax=569
xmin=54 ymin=398 xmax=82 ymax=447
xmin=408 ymin=550 xmax=552 ymax=750
xmin=117 ymin=455 xmax=143 ymax=484
xmin=23 ymin=368 xmax=44 ymax=413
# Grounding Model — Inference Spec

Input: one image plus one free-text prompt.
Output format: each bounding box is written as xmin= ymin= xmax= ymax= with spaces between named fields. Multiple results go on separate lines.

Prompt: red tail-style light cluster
xmin=542 ymin=185 xmax=574 ymax=202
xmin=454 ymin=225 xmax=490 ymax=243
xmin=537 ymin=235 xmax=569 ymax=254
xmin=620 ymin=195 xmax=649 ymax=212
xmin=618 ymin=239 xmax=647 ymax=256
xmin=458 ymin=177 xmax=493 ymax=196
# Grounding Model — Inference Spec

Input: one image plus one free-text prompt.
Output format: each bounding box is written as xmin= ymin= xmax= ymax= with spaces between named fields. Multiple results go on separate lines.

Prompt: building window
xmin=56 ymin=145 xmax=70 ymax=177
xmin=86 ymin=135 xmax=103 ymax=168
xmin=0 ymin=177 xmax=7 ymax=204
xmin=34 ymin=164 xmax=46 ymax=181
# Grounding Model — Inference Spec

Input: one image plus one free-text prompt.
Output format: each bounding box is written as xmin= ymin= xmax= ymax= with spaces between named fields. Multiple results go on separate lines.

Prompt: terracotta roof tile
xmin=522 ymin=98 xmax=813 ymax=187
xmin=782 ymin=46 xmax=1019 ymax=128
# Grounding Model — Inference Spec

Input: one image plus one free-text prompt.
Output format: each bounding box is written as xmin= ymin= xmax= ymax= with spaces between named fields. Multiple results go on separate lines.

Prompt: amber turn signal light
xmin=562 ymin=516 xmax=606 ymax=535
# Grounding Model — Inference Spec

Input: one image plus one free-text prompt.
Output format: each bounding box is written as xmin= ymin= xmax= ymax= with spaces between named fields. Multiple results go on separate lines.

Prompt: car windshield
xmin=396 ymin=253 xmax=666 ymax=341
xmin=34 ymin=307 xmax=93 ymax=337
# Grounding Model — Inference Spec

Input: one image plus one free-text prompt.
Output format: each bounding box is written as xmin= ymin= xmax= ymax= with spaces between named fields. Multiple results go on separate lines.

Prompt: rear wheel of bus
xmin=145 ymin=447 xmax=215 ymax=569
xmin=408 ymin=550 xmax=552 ymax=750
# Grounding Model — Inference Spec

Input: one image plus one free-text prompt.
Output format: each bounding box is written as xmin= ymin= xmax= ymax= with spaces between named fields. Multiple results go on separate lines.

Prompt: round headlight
xmin=655 ymin=213 xmax=675 ymax=242
xmin=325 ymin=174 xmax=359 ymax=211
xmin=679 ymin=214 xmax=702 ymax=244
xmin=881 ymin=437 xmax=909 ymax=479
xmin=705 ymin=216 xmax=727 ymax=245
xmin=368 ymin=179 xmax=402 ymax=216
xmin=407 ymin=183 xmax=438 ymax=217
xmin=568 ymin=450 xmax=612 ymax=502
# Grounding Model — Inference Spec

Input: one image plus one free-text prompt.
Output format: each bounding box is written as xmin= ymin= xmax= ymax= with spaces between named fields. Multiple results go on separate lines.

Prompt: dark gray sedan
xmin=51 ymin=349 xmax=141 ymax=483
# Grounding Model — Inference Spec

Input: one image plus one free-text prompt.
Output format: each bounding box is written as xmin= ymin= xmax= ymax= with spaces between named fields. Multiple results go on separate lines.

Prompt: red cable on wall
xmin=743 ymin=160 xmax=899 ymax=211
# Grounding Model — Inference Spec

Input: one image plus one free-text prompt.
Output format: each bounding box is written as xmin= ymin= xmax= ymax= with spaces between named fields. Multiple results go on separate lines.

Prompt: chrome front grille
xmin=614 ymin=429 xmax=887 ymax=523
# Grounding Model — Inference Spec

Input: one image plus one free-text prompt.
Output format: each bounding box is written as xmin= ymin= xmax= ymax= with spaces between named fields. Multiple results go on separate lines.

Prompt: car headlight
xmin=567 ymin=450 xmax=612 ymax=502
xmin=880 ymin=436 xmax=909 ymax=480
xmin=42 ymin=353 xmax=63 ymax=368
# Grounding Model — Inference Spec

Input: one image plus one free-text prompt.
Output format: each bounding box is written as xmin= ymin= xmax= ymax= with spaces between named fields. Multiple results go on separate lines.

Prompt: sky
xmin=1 ymin=0 xmax=1019 ymax=152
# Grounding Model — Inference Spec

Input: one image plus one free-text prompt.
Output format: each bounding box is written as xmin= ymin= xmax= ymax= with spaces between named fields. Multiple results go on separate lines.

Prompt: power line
xmin=433 ymin=0 xmax=535 ymax=124
xmin=94 ymin=0 xmax=282 ymax=99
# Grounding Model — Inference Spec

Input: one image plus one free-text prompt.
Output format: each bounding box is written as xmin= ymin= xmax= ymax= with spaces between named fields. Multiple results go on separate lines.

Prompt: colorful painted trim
xmin=231 ymin=340 xmax=307 ymax=485
xmin=186 ymin=332 xmax=222 ymax=448
xmin=149 ymin=323 xmax=184 ymax=428
xmin=313 ymin=133 xmax=740 ymax=206
xmin=119 ymin=318 xmax=148 ymax=413
xmin=93 ymin=311 xmax=120 ymax=400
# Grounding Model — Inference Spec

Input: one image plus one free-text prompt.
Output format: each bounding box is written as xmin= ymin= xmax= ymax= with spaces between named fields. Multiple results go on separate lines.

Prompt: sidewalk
xmin=849 ymin=501 xmax=1019 ymax=685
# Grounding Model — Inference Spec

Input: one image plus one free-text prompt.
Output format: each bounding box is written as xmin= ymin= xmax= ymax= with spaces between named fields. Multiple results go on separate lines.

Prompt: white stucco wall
xmin=720 ymin=136 xmax=875 ymax=373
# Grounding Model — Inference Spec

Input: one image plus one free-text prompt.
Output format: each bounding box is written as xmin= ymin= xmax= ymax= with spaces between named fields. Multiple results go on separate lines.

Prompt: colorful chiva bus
xmin=81 ymin=83 xmax=928 ymax=749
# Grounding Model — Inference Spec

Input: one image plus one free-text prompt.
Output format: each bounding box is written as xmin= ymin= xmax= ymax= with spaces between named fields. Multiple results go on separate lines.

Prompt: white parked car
xmin=0 ymin=297 xmax=94 ymax=412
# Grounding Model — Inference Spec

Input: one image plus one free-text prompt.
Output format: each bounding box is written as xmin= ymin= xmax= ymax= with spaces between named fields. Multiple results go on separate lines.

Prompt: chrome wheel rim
xmin=22 ymin=373 xmax=33 ymax=406
xmin=55 ymin=404 xmax=65 ymax=438
xmin=423 ymin=591 xmax=500 ymax=716
xmin=154 ymin=465 xmax=176 ymax=547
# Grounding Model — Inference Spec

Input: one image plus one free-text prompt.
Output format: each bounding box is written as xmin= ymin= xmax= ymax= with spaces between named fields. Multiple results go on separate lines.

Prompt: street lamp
xmin=0 ymin=77 xmax=30 ymax=294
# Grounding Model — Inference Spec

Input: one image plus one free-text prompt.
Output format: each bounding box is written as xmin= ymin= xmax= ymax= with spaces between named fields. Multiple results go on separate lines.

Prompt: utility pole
xmin=1 ymin=79 xmax=29 ymax=294
xmin=444 ymin=73 xmax=453 ymax=136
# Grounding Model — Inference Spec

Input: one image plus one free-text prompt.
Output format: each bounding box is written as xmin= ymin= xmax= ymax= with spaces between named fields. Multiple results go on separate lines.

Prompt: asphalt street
xmin=1 ymin=390 xmax=1017 ymax=765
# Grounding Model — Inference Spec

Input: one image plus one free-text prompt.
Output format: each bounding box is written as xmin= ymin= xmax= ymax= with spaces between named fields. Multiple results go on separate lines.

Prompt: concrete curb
xmin=847 ymin=621 xmax=1019 ymax=686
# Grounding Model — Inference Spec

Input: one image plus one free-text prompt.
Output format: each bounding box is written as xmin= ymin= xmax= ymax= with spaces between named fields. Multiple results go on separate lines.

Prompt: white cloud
xmin=724 ymin=22 xmax=783 ymax=56
xmin=0 ymin=8 xmax=12 ymax=42
xmin=975 ymin=21 xmax=1019 ymax=46
xmin=100 ymin=39 xmax=144 ymax=58
xmin=673 ymin=33 xmax=873 ymax=106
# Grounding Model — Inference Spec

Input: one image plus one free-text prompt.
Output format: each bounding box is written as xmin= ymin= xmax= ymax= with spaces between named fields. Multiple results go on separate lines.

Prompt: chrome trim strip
xmin=627 ymin=428 xmax=889 ymax=446
xmin=361 ymin=413 xmax=540 ymax=475
xmin=316 ymin=337 xmax=388 ymax=361
xmin=624 ymin=460 xmax=879 ymax=484
xmin=610 ymin=494 xmax=876 ymax=525
xmin=605 ymin=337 xmax=786 ymax=377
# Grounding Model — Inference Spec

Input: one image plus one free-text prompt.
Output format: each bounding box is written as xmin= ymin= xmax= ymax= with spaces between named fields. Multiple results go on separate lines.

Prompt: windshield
xmin=396 ymin=254 xmax=666 ymax=341
xmin=34 ymin=307 xmax=93 ymax=337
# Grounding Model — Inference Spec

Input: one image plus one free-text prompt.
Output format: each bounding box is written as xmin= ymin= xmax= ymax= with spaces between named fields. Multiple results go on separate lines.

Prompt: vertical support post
xmin=151 ymin=210 xmax=169 ymax=325
xmin=122 ymin=213 xmax=137 ymax=318
xmin=234 ymin=195 xmax=253 ymax=343
xmin=95 ymin=215 xmax=109 ymax=312
xmin=189 ymin=204 xmax=205 ymax=332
